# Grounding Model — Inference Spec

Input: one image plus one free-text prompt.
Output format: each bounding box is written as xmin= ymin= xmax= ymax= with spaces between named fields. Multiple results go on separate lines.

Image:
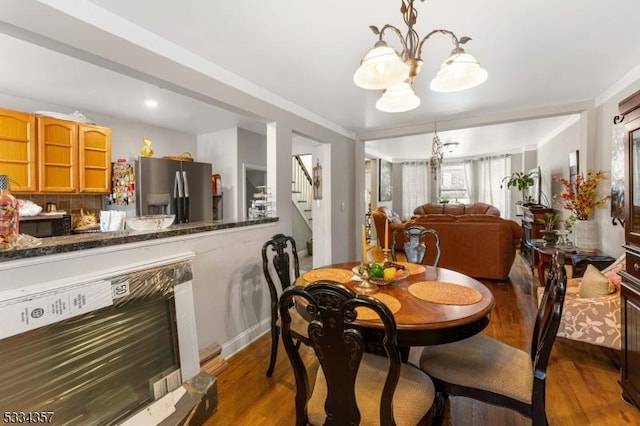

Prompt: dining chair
xmin=418 ymin=249 xmax=567 ymax=426
xmin=261 ymin=233 xmax=309 ymax=377
xmin=279 ymin=281 xmax=436 ymax=425
xmin=391 ymin=225 xmax=441 ymax=266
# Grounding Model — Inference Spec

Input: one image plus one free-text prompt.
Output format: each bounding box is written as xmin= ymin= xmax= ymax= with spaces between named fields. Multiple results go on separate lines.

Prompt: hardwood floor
xmin=203 ymin=254 xmax=640 ymax=425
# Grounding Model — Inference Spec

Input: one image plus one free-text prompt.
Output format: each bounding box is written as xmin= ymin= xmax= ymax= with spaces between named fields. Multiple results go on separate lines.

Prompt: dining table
xmin=296 ymin=261 xmax=495 ymax=347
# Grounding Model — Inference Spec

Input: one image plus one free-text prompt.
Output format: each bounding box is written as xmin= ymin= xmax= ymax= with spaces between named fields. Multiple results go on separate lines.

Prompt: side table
xmin=534 ymin=246 xmax=606 ymax=286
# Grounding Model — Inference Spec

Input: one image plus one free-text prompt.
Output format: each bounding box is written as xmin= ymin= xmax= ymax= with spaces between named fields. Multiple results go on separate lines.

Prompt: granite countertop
xmin=0 ymin=217 xmax=278 ymax=262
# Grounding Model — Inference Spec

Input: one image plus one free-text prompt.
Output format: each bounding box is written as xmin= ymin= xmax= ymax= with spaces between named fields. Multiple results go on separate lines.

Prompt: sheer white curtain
xmin=476 ymin=155 xmax=511 ymax=217
xmin=463 ymin=160 xmax=476 ymax=202
xmin=402 ymin=161 xmax=429 ymax=220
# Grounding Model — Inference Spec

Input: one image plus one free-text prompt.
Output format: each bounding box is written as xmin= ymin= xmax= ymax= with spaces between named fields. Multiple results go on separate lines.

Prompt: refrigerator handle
xmin=174 ymin=171 xmax=183 ymax=223
xmin=182 ymin=171 xmax=190 ymax=223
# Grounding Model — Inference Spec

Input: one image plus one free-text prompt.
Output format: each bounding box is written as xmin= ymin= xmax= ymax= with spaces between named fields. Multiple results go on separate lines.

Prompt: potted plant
xmin=500 ymin=171 xmax=538 ymax=205
xmin=537 ymin=212 xmax=560 ymax=246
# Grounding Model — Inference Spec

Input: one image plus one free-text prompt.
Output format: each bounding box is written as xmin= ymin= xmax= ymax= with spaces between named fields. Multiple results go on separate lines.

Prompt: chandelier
xmin=430 ymin=124 xmax=444 ymax=180
xmin=353 ymin=0 xmax=488 ymax=113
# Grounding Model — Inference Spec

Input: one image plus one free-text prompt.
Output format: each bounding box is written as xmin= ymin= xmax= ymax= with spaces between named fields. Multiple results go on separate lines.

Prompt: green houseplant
xmin=500 ymin=170 xmax=539 ymax=206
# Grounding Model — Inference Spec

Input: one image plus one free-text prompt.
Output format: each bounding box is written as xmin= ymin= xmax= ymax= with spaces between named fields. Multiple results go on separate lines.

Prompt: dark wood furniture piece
xmin=520 ymin=206 xmax=554 ymax=270
xmin=419 ymin=251 xmax=567 ymax=426
xmin=619 ymin=90 xmax=640 ymax=407
xmin=535 ymin=246 xmax=606 ymax=287
xmin=261 ymin=234 xmax=309 ymax=377
xmin=297 ymin=262 xmax=495 ymax=347
xmin=279 ymin=282 xmax=436 ymax=425
xmin=391 ymin=225 xmax=441 ymax=266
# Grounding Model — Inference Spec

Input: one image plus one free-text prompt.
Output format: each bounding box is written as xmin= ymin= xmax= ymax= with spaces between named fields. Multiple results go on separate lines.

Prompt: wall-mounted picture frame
xmin=569 ymin=150 xmax=579 ymax=183
xmin=379 ymin=159 xmax=392 ymax=202
xmin=313 ymin=159 xmax=322 ymax=200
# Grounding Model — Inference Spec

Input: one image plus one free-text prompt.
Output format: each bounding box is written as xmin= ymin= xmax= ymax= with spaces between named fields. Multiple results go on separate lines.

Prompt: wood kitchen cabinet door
xmin=79 ymin=124 xmax=111 ymax=193
xmin=0 ymin=108 xmax=37 ymax=192
xmin=37 ymin=117 xmax=77 ymax=193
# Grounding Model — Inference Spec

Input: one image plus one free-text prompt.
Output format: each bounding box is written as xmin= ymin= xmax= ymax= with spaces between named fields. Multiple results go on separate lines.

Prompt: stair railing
xmin=292 ymin=156 xmax=312 ymax=207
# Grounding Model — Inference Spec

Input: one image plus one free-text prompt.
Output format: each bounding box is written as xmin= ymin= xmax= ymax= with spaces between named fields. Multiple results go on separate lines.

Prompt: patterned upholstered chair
xmin=537 ymin=254 xmax=624 ymax=350
xmin=419 ymin=250 xmax=567 ymax=425
xmin=280 ymin=281 xmax=436 ymax=425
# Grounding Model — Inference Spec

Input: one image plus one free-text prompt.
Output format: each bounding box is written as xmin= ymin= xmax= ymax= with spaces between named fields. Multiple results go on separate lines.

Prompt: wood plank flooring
xmin=203 ymin=254 xmax=640 ymax=425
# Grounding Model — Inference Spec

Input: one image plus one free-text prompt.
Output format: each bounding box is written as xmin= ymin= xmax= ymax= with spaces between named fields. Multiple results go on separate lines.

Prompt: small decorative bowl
xmin=126 ymin=214 xmax=175 ymax=231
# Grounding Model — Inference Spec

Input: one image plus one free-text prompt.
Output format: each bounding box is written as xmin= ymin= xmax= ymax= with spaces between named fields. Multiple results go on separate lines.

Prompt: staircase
xmin=292 ymin=155 xmax=313 ymax=229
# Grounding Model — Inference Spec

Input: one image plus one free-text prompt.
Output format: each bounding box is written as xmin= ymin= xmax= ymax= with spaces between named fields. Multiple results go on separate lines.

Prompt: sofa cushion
xmin=413 ymin=202 xmax=500 ymax=217
xmin=412 ymin=214 xmax=457 ymax=223
xmin=442 ymin=204 xmax=466 ymax=215
xmin=579 ymin=264 xmax=615 ymax=298
xmin=416 ymin=204 xmax=445 ymax=215
xmin=455 ymin=214 xmax=504 ymax=223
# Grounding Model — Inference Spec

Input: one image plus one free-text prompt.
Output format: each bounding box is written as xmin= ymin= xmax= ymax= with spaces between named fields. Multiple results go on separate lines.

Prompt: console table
xmin=535 ymin=246 xmax=608 ymax=286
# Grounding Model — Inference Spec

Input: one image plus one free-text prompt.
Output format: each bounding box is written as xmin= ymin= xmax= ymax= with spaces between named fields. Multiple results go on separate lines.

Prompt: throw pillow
xmin=579 ymin=264 xmax=614 ymax=298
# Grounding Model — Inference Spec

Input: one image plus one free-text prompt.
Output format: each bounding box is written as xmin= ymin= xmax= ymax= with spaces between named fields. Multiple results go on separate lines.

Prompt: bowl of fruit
xmin=353 ymin=261 xmax=410 ymax=285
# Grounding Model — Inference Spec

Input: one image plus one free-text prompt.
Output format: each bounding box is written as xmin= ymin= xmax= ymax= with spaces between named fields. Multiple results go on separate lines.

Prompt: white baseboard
xmin=220 ymin=318 xmax=271 ymax=359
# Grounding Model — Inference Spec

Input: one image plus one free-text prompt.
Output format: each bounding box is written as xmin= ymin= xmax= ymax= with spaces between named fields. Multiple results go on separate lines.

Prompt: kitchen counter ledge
xmin=0 ymin=217 xmax=278 ymax=262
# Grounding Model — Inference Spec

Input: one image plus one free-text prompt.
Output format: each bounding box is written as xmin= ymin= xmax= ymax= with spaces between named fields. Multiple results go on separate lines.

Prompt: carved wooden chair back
xmin=279 ymin=281 xmax=403 ymax=425
xmin=261 ymin=233 xmax=301 ymax=376
xmin=391 ymin=225 xmax=441 ymax=266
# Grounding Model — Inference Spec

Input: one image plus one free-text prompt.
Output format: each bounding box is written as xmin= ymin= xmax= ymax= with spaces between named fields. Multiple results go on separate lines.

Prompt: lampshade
xmin=375 ymin=82 xmax=421 ymax=113
xmin=353 ymin=41 xmax=410 ymax=90
xmin=430 ymin=50 xmax=488 ymax=93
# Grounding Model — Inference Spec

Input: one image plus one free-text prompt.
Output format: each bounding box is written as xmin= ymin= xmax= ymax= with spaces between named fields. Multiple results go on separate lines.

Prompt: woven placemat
xmin=396 ymin=262 xmax=426 ymax=275
xmin=356 ymin=293 xmax=401 ymax=321
xmin=408 ymin=281 xmax=482 ymax=305
xmin=302 ymin=268 xmax=353 ymax=284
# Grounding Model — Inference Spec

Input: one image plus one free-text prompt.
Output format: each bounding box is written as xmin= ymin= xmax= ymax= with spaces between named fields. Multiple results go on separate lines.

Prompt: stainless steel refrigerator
xmin=136 ymin=157 xmax=213 ymax=223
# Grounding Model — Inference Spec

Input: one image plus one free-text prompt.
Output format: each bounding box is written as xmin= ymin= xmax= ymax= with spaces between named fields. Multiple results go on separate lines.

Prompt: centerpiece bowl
xmin=353 ymin=261 xmax=410 ymax=286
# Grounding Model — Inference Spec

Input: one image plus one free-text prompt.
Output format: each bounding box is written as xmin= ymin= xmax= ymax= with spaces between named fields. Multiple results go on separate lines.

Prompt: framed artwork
xmin=378 ymin=159 xmax=392 ymax=201
xmin=569 ymin=150 xmax=579 ymax=183
xmin=313 ymin=160 xmax=322 ymax=200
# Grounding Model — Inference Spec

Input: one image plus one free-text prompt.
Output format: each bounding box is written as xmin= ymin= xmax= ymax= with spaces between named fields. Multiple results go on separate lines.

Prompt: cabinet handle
xmin=635 ymin=263 xmax=640 ymax=272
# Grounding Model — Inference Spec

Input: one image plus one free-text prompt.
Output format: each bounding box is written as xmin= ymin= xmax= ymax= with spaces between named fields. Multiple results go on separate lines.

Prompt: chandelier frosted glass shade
xmin=353 ymin=41 xmax=410 ymax=90
xmin=375 ymin=82 xmax=421 ymax=113
xmin=430 ymin=51 xmax=488 ymax=93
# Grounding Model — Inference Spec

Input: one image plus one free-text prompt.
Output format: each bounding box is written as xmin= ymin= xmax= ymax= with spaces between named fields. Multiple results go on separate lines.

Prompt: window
xmin=439 ymin=163 xmax=469 ymax=203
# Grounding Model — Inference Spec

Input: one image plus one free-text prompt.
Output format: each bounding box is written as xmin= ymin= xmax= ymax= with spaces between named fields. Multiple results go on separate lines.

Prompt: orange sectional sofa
xmin=372 ymin=203 xmax=523 ymax=281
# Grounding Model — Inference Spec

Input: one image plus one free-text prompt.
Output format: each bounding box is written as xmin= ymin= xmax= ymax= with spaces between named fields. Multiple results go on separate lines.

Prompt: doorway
xmin=243 ymin=163 xmax=267 ymax=218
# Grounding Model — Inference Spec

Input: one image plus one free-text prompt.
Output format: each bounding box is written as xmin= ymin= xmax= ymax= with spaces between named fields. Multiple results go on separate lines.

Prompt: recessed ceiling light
xmin=145 ymin=99 xmax=158 ymax=108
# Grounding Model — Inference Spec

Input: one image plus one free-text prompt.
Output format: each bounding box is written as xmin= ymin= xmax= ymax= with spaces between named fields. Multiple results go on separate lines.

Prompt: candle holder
xmin=382 ymin=248 xmax=391 ymax=264
xmin=354 ymin=264 xmax=379 ymax=295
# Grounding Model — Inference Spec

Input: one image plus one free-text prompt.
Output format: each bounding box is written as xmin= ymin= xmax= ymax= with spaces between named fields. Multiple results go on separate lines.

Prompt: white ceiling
xmin=2 ymin=0 xmax=640 ymax=160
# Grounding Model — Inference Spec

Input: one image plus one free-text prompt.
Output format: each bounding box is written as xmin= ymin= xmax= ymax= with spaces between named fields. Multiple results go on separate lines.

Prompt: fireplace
xmin=0 ymin=257 xmax=206 ymax=425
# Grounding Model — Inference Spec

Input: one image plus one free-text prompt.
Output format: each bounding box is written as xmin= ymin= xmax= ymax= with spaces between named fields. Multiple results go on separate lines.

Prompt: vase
xmin=573 ymin=219 xmax=598 ymax=250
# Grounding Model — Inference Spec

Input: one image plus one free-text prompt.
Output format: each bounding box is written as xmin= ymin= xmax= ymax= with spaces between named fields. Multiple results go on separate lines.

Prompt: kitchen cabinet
xmin=37 ymin=116 xmax=111 ymax=193
xmin=78 ymin=124 xmax=111 ymax=193
xmin=619 ymin=89 xmax=640 ymax=406
xmin=0 ymin=108 xmax=37 ymax=192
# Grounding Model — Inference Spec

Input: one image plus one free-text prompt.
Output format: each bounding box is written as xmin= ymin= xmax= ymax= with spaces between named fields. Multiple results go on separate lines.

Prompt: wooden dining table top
xmin=296 ymin=261 xmax=496 ymax=347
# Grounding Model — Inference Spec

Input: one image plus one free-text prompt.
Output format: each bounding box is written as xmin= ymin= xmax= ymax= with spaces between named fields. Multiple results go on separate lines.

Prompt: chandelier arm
xmin=416 ymin=29 xmax=461 ymax=60
xmin=379 ymin=24 xmax=410 ymax=57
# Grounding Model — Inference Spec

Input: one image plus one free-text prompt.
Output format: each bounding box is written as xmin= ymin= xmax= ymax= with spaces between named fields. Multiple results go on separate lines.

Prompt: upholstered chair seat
xmin=308 ymin=353 xmax=435 ymax=426
xmin=420 ymin=333 xmax=533 ymax=404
